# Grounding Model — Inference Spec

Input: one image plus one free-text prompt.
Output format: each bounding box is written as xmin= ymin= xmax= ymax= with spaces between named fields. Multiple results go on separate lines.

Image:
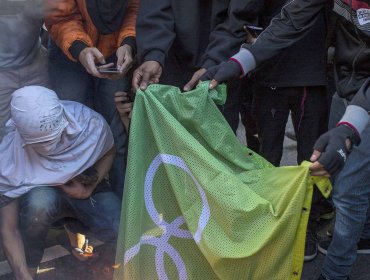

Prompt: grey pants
xmin=0 ymin=47 xmax=49 ymax=140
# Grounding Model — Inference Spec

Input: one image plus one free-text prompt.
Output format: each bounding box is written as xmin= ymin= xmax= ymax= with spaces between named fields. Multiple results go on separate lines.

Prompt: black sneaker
xmin=319 ymin=200 xmax=335 ymax=221
xmin=318 ymin=240 xmax=331 ymax=255
xmin=318 ymin=239 xmax=370 ymax=255
xmin=357 ymin=238 xmax=370 ymax=254
xmin=304 ymin=231 xmax=318 ymax=261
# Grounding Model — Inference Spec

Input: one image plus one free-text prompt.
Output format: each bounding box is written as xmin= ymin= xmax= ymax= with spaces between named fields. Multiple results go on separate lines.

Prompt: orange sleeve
xmin=117 ymin=0 xmax=139 ymax=48
xmin=44 ymin=0 xmax=93 ymax=61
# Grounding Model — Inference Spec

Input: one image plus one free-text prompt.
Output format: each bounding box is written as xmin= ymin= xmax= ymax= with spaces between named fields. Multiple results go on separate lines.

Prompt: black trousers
xmin=253 ymin=84 xmax=329 ymax=224
xmin=253 ymin=85 xmax=328 ymax=166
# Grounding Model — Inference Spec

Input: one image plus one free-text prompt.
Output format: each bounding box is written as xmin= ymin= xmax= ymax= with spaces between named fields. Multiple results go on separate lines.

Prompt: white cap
xmin=10 ymin=86 xmax=68 ymax=145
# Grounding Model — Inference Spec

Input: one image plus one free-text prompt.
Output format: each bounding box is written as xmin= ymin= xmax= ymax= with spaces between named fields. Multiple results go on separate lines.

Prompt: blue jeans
xmin=48 ymin=40 xmax=128 ymax=199
xmin=322 ymin=124 xmax=370 ymax=279
xmin=19 ymin=186 xmax=121 ymax=268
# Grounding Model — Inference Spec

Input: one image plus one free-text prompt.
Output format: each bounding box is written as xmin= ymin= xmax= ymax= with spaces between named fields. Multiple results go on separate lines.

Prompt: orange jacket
xmin=45 ymin=0 xmax=138 ymax=61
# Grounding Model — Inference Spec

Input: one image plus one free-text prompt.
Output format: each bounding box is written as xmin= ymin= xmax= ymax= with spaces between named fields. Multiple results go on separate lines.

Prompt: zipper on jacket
xmin=345 ymin=0 xmax=367 ymax=92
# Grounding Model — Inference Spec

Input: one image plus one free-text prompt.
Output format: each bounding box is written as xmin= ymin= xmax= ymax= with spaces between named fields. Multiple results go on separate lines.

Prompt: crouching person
xmin=0 ymin=86 xmax=121 ymax=278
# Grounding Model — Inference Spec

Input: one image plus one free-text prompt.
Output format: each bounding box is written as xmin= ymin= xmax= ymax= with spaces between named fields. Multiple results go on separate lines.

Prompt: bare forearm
xmin=0 ymin=202 xmax=32 ymax=280
xmin=95 ymin=146 xmax=115 ymax=183
xmin=87 ymin=146 xmax=116 ymax=193
xmin=2 ymin=230 xmax=32 ymax=279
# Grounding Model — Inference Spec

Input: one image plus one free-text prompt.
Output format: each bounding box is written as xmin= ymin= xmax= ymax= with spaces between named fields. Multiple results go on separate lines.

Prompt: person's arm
xmin=60 ymin=146 xmax=116 ymax=199
xmin=243 ymin=0 xmax=328 ymax=67
xmin=116 ymin=0 xmax=139 ymax=73
xmin=203 ymin=0 xmax=328 ymax=89
xmin=136 ymin=0 xmax=175 ymax=67
xmin=44 ymin=0 xmax=106 ymax=77
xmin=44 ymin=0 xmax=93 ymax=61
xmin=202 ymin=0 xmax=264 ymax=69
xmin=0 ymin=200 xmax=33 ymax=280
xmin=115 ymin=91 xmax=133 ymax=132
xmin=132 ymin=0 xmax=175 ymax=91
xmin=310 ymin=79 xmax=370 ymax=177
xmin=184 ymin=0 xmax=263 ymax=91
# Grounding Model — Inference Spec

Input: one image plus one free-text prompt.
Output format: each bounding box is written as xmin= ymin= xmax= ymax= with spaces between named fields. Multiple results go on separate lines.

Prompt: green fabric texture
xmin=114 ymin=82 xmax=331 ymax=280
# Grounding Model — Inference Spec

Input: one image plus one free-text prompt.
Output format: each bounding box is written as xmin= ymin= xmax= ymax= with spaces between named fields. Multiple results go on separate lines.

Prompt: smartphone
xmin=244 ymin=25 xmax=264 ymax=38
xmin=98 ymin=67 xmax=121 ymax=74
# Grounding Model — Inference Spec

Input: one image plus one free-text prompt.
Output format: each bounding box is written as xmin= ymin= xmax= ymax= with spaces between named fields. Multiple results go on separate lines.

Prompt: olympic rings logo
xmin=123 ymin=154 xmax=211 ymax=280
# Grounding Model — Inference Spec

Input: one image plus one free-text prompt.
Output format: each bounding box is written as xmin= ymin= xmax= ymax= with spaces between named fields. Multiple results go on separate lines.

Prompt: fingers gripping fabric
xmin=114 ymin=82 xmax=331 ymax=280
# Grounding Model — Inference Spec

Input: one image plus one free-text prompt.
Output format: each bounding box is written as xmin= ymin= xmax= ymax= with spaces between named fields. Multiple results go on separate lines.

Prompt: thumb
xmin=91 ymin=48 xmax=106 ymax=64
xmin=184 ymin=74 xmax=199 ymax=91
xmin=209 ymin=79 xmax=219 ymax=90
xmin=117 ymin=53 xmax=124 ymax=69
xmin=184 ymin=69 xmax=206 ymax=91
xmin=132 ymin=69 xmax=142 ymax=91
xmin=310 ymin=150 xmax=322 ymax=162
xmin=140 ymin=71 xmax=151 ymax=90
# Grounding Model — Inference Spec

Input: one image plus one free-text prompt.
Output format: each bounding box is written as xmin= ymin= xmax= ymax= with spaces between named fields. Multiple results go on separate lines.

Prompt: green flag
xmin=114 ymin=82 xmax=331 ymax=280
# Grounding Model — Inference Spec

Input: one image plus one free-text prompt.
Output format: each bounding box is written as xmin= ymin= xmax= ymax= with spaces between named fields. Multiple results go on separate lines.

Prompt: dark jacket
xmin=0 ymin=0 xmax=43 ymax=69
xmin=245 ymin=0 xmax=370 ymax=99
xmin=136 ymin=0 xmax=262 ymax=87
xmin=251 ymin=0 xmax=327 ymax=87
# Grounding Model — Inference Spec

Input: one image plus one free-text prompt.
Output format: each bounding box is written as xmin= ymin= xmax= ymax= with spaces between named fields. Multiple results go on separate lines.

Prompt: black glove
xmin=314 ymin=124 xmax=361 ymax=176
xmin=200 ymin=60 xmax=242 ymax=83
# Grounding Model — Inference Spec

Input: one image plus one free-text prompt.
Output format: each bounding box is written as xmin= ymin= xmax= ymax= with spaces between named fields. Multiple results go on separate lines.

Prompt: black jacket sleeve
xmin=336 ymin=78 xmax=370 ymax=136
xmin=201 ymin=0 xmax=264 ymax=69
xmin=351 ymin=79 xmax=370 ymax=112
xmin=247 ymin=0 xmax=329 ymax=65
xmin=136 ymin=0 xmax=176 ymax=67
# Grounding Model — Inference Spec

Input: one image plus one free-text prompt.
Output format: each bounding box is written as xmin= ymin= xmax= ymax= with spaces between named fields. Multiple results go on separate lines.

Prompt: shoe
xmin=318 ymin=239 xmax=370 ymax=255
xmin=319 ymin=200 xmax=335 ymax=221
xmin=304 ymin=231 xmax=318 ymax=261
xmin=357 ymin=238 xmax=370 ymax=254
xmin=318 ymin=240 xmax=331 ymax=255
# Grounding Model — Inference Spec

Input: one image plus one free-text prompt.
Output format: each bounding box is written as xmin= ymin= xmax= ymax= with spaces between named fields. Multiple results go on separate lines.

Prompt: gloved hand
xmin=310 ymin=124 xmax=360 ymax=177
xmin=200 ymin=60 xmax=242 ymax=89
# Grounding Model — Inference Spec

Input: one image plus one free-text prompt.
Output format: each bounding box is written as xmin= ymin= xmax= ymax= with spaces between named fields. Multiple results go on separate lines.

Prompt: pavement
xmin=0 ymin=117 xmax=369 ymax=280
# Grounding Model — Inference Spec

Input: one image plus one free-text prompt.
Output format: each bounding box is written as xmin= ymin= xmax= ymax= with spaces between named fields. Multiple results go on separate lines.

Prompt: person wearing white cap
xmin=0 ymin=86 xmax=121 ymax=279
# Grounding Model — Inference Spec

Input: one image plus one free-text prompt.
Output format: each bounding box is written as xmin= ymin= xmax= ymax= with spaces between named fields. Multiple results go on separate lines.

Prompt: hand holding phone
xmin=243 ymin=25 xmax=264 ymax=44
xmin=98 ymin=66 xmax=121 ymax=74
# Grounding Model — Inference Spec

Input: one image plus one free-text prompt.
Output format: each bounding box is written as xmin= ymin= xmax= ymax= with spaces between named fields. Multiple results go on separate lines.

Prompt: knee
xmin=20 ymin=187 xmax=60 ymax=227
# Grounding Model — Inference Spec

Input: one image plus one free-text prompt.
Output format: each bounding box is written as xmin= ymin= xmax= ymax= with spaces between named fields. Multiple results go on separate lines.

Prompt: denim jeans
xmin=19 ymin=185 xmax=121 ymax=268
xmin=48 ymin=40 xmax=128 ymax=199
xmin=321 ymin=124 xmax=370 ymax=279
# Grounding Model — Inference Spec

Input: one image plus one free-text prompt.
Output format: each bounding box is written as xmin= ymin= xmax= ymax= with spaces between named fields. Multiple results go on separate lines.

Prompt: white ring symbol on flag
xmin=123 ymin=154 xmax=211 ymax=280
